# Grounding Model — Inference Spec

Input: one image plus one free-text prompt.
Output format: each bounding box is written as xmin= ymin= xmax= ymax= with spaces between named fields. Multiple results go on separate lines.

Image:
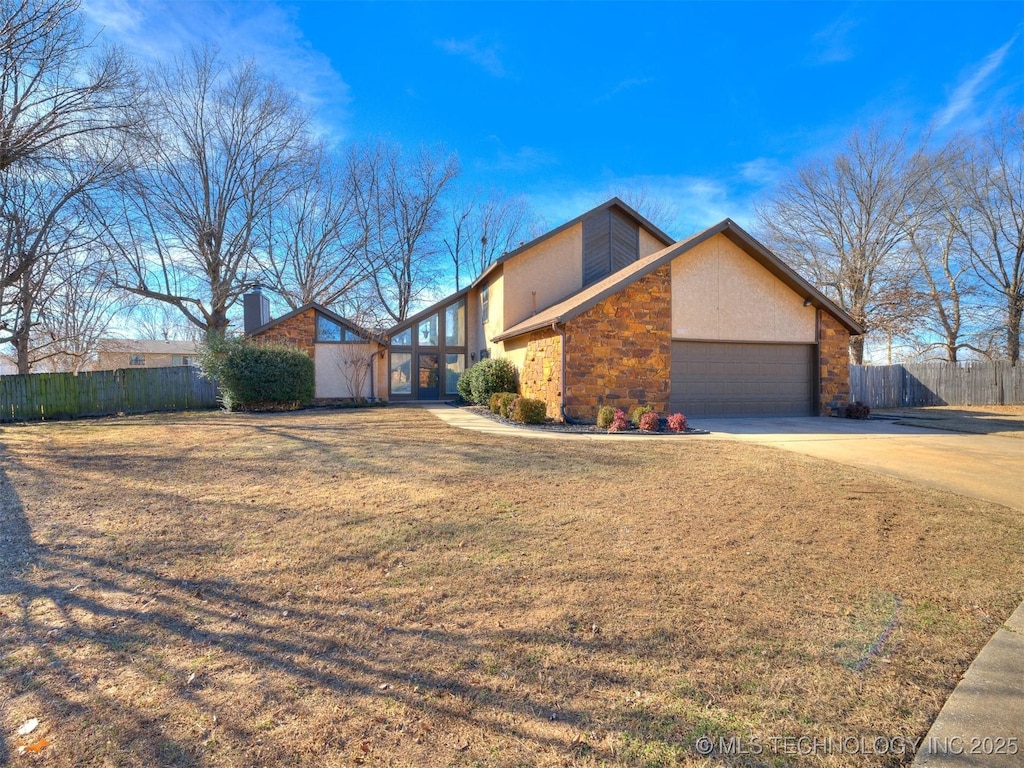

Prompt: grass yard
xmin=1 ymin=407 xmax=1021 ymax=767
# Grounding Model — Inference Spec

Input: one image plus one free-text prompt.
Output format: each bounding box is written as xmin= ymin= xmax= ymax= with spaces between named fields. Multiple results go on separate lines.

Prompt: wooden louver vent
xmin=582 ymin=207 xmax=640 ymax=286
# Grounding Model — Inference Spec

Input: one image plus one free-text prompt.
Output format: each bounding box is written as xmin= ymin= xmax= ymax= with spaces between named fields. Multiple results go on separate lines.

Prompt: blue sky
xmin=83 ymin=0 xmax=1022 ymax=239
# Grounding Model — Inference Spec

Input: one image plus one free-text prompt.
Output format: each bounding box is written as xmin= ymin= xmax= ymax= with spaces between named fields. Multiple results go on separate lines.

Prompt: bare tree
xmin=33 ymin=246 xmax=128 ymax=372
xmin=350 ymin=140 xmax=459 ymax=324
xmin=0 ymin=0 xmax=139 ymax=173
xmin=113 ymin=46 xmax=311 ymax=337
xmin=945 ymin=113 xmax=1024 ymax=364
xmin=0 ymin=132 xmax=128 ymax=372
xmin=254 ymin=144 xmax=370 ymax=310
xmin=756 ymin=126 xmax=929 ymax=363
xmin=444 ymin=190 xmax=532 ymax=288
xmin=616 ymin=186 xmax=679 ymax=235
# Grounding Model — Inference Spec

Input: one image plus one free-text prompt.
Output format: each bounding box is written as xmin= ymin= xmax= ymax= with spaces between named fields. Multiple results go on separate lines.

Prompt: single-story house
xmin=244 ymin=289 xmax=388 ymax=400
xmin=94 ymin=339 xmax=202 ymax=370
xmin=247 ymin=199 xmax=863 ymax=419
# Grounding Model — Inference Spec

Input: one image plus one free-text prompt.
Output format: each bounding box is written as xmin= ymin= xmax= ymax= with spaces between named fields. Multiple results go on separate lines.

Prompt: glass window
xmin=481 ymin=285 xmax=489 ymax=323
xmin=445 ymin=299 xmax=466 ymax=346
xmin=390 ymin=352 xmax=412 ymax=395
xmin=445 ymin=353 xmax=465 ymax=394
xmin=418 ymin=314 xmax=438 ymax=346
xmin=342 ymin=328 xmax=364 ymax=342
xmin=171 ymin=355 xmax=194 ymax=366
xmin=316 ymin=315 xmax=342 ymax=342
xmin=390 ymin=328 xmax=412 ymax=346
xmin=129 ymin=355 xmax=145 ymax=366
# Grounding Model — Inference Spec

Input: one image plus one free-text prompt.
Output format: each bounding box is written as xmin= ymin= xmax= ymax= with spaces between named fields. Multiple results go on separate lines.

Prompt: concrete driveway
xmin=691 ymin=416 xmax=1024 ymax=511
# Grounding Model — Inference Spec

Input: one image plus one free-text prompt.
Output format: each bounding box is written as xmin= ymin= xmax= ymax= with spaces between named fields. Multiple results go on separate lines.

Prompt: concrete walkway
xmin=418 ymin=403 xmax=1024 ymax=765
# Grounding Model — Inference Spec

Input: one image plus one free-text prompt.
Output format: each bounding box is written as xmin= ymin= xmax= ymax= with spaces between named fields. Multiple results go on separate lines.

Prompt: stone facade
xmin=818 ymin=309 xmax=852 ymax=415
xmin=253 ymin=308 xmax=316 ymax=358
xmin=517 ymin=329 xmax=563 ymax=420
xmin=562 ymin=266 xmax=672 ymax=422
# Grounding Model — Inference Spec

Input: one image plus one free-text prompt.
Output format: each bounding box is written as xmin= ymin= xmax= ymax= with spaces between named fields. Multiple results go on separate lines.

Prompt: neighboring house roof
xmin=492 ymin=219 xmax=865 ymax=342
xmin=472 ymin=197 xmax=675 ymax=287
xmin=96 ymin=339 xmax=202 ymax=355
xmin=248 ymin=301 xmax=383 ymax=343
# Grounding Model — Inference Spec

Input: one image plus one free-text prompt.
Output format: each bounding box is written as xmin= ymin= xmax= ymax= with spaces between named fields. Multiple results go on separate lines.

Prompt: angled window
xmin=316 ymin=315 xmax=342 ymax=342
xmin=390 ymin=328 xmax=412 ymax=346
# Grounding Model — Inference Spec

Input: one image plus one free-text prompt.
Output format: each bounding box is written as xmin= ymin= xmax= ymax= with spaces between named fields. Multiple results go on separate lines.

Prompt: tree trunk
xmin=1008 ymin=294 xmax=1022 ymax=365
xmin=849 ymin=335 xmax=865 ymax=365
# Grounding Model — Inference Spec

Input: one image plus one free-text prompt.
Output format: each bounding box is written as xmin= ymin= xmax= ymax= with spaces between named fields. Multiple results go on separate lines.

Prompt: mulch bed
xmin=462 ymin=405 xmax=710 ymax=435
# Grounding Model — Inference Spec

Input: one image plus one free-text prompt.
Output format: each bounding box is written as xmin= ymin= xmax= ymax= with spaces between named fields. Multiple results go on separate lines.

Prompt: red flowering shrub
xmin=667 ymin=412 xmax=687 ymax=432
xmin=638 ymin=411 xmax=661 ymax=432
xmin=608 ymin=408 xmax=629 ymax=432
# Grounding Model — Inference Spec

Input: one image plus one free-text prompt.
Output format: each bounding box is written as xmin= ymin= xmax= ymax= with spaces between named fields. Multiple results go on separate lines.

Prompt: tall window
xmin=481 ymin=284 xmax=489 ymax=323
xmin=445 ymin=299 xmax=466 ymax=346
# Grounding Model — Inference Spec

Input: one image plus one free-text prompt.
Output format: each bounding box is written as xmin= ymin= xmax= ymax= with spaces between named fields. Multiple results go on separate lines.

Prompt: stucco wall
xmin=671 ymin=234 xmax=815 ymax=342
xmin=639 ymin=228 xmax=669 ymax=258
xmin=314 ymin=343 xmax=382 ymax=399
xmin=563 ymin=266 xmax=673 ymax=422
xmin=502 ymin=225 xmax=583 ymax=329
xmin=479 ymin=272 xmax=506 ymax=359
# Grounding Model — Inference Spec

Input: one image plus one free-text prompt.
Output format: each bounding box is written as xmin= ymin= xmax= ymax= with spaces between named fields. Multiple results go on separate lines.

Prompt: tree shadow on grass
xmin=0 ymin=440 xmax=697 ymax=767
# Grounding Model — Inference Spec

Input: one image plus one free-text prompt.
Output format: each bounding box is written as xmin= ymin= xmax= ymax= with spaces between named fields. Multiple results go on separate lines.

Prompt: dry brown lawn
xmin=1 ymin=406 xmax=1021 ymax=768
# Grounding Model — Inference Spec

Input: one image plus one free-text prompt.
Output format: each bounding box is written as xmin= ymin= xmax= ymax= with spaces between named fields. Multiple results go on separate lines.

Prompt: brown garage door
xmin=670 ymin=341 xmax=815 ymax=417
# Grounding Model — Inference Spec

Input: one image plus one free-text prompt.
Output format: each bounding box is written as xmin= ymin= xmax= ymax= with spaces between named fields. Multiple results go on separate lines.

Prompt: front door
xmin=418 ymin=353 xmax=439 ymax=399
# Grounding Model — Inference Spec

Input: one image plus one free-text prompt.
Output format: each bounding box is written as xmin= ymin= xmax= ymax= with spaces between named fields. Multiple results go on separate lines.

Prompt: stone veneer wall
xmin=517 ymin=329 xmax=563 ymax=420
xmin=819 ymin=310 xmax=852 ymax=415
xmin=562 ymin=266 xmax=672 ymax=422
xmin=252 ymin=308 xmax=317 ymax=358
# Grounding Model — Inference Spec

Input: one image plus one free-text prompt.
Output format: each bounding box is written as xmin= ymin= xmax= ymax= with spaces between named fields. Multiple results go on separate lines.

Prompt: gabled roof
xmin=249 ymin=302 xmax=383 ymax=343
xmin=96 ymin=338 xmax=201 ymax=355
xmin=492 ymin=219 xmax=865 ymax=341
xmin=472 ymin=197 xmax=675 ymax=287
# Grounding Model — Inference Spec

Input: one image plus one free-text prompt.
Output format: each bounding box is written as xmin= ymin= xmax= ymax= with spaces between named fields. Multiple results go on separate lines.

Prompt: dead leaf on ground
xmin=17 ymin=718 xmax=39 ymax=736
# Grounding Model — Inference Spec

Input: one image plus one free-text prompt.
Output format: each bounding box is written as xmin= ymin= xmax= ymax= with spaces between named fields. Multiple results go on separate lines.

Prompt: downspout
xmin=367 ymin=347 xmax=381 ymax=402
xmin=551 ymin=320 xmax=576 ymax=424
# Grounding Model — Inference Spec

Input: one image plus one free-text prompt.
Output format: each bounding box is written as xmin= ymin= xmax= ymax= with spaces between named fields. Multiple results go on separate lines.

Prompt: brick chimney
xmin=243 ymin=284 xmax=270 ymax=335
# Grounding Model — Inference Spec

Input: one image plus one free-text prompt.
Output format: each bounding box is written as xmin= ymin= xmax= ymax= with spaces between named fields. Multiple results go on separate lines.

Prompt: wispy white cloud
xmin=737 ymin=157 xmax=787 ymax=187
xmin=475 ymin=139 xmax=557 ymax=174
xmin=436 ymin=37 xmax=506 ymax=77
xmin=809 ymin=13 xmax=859 ymax=65
xmin=934 ymin=33 xmax=1019 ymax=130
xmin=594 ymin=77 xmax=652 ymax=104
xmin=81 ymin=0 xmax=351 ymax=138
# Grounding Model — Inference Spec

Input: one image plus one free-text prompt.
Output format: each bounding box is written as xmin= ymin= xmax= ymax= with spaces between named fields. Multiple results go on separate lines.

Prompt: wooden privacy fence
xmin=0 ymin=366 xmax=220 ymax=423
xmin=851 ymin=362 xmax=1024 ymax=408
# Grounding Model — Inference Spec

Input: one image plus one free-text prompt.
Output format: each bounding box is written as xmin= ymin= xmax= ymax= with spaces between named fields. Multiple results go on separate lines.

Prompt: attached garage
xmin=670 ymin=341 xmax=816 ymax=417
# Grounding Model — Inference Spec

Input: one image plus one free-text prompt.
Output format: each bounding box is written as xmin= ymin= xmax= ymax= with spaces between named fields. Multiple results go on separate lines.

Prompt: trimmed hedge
xmin=199 ymin=336 xmax=314 ymax=411
xmin=510 ymin=397 xmax=546 ymax=424
xmin=458 ymin=358 xmax=518 ymax=405
xmin=596 ymin=405 xmax=616 ymax=429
